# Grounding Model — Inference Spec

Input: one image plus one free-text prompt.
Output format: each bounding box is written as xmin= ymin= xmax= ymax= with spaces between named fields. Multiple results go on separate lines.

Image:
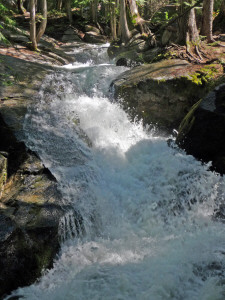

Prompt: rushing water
xmin=7 ymin=43 xmax=225 ymax=300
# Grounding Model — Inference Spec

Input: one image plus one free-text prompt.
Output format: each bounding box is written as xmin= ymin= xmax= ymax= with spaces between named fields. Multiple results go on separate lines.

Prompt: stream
xmin=7 ymin=43 xmax=225 ymax=300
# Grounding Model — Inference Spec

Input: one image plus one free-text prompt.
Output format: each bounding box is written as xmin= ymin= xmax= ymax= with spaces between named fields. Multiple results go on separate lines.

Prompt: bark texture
xmin=201 ymin=0 xmax=214 ymax=42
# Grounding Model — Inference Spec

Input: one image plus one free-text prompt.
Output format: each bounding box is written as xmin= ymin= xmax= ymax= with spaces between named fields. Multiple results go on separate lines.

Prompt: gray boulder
xmin=84 ymin=31 xmax=106 ymax=44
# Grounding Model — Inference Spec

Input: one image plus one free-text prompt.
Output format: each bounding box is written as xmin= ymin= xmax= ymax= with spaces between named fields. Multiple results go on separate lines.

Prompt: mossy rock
xmin=112 ymin=59 xmax=224 ymax=132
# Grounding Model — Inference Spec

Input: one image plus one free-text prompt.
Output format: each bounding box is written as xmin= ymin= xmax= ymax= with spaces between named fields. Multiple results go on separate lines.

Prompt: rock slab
xmin=112 ymin=59 xmax=223 ymax=132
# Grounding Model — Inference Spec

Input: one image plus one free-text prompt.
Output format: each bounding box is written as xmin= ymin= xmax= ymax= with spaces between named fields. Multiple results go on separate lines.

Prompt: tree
xmin=120 ymin=0 xmax=131 ymax=43
xmin=30 ymin=0 xmax=37 ymax=50
xmin=17 ymin=0 xmax=26 ymax=14
xmin=91 ymin=0 xmax=98 ymax=24
xmin=176 ymin=0 xmax=199 ymax=45
xmin=29 ymin=0 xmax=47 ymax=50
xmin=127 ymin=0 xmax=156 ymax=45
xmin=65 ymin=0 xmax=72 ymax=24
xmin=56 ymin=0 xmax=63 ymax=11
xmin=109 ymin=0 xmax=118 ymax=40
xmin=201 ymin=0 xmax=214 ymax=43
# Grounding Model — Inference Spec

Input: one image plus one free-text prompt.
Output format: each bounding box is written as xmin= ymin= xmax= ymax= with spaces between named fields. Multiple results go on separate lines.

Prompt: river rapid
xmin=7 ymin=43 xmax=225 ymax=300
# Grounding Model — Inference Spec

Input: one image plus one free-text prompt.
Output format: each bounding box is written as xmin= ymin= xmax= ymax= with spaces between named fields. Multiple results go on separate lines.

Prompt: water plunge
xmin=7 ymin=44 xmax=225 ymax=300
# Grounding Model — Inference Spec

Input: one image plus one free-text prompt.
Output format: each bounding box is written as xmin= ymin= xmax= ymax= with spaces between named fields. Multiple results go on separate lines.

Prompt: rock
xmin=84 ymin=31 xmax=106 ymax=44
xmin=0 ymin=113 xmax=84 ymax=298
xmin=176 ymin=83 xmax=225 ymax=175
xmin=8 ymin=34 xmax=30 ymax=44
xmin=126 ymin=34 xmax=149 ymax=53
xmin=116 ymin=57 xmax=130 ymax=67
xmin=162 ymin=29 xmax=172 ymax=46
xmin=142 ymin=47 xmax=161 ymax=63
xmin=84 ymin=25 xmax=100 ymax=34
xmin=62 ymin=27 xmax=81 ymax=42
xmin=161 ymin=26 xmax=178 ymax=46
xmin=0 ymin=54 xmax=83 ymax=298
xmin=112 ymin=60 xmax=224 ymax=132
xmin=219 ymin=34 xmax=225 ymax=41
xmin=108 ymin=42 xmax=125 ymax=59
xmin=115 ymin=49 xmax=143 ymax=67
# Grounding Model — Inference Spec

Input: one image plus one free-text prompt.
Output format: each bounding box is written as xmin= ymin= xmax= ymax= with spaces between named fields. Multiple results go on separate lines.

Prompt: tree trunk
xmin=128 ymin=0 xmax=156 ymax=45
xmin=110 ymin=0 xmax=117 ymax=40
xmin=90 ymin=0 xmax=98 ymax=24
xmin=36 ymin=0 xmax=47 ymax=43
xmin=177 ymin=0 xmax=199 ymax=45
xmin=65 ymin=0 xmax=72 ymax=24
xmin=17 ymin=0 xmax=26 ymax=14
xmin=56 ymin=0 xmax=63 ymax=11
xmin=30 ymin=0 xmax=37 ymax=50
xmin=120 ymin=0 xmax=131 ymax=43
xmin=201 ymin=0 xmax=214 ymax=42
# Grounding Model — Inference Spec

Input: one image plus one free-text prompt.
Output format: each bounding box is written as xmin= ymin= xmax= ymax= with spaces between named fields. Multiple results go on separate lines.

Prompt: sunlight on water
xmin=6 ymin=44 xmax=225 ymax=300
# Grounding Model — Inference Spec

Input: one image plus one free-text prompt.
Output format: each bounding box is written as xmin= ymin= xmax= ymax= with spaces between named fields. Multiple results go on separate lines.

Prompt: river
xmin=6 ymin=43 xmax=225 ymax=300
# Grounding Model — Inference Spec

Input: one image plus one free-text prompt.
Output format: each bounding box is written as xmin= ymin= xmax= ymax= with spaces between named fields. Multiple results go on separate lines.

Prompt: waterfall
xmin=6 ymin=43 xmax=225 ymax=300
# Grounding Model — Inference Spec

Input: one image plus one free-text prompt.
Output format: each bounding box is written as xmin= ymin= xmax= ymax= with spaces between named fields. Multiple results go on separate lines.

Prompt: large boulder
xmin=84 ymin=25 xmax=100 ymax=34
xmin=112 ymin=59 xmax=224 ymax=132
xmin=84 ymin=31 xmax=106 ymax=44
xmin=176 ymin=84 xmax=225 ymax=175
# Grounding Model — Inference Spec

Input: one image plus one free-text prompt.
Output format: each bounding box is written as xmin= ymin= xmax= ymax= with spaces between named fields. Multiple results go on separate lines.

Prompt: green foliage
xmin=188 ymin=65 xmax=219 ymax=86
xmin=0 ymin=73 xmax=14 ymax=86
xmin=0 ymin=0 xmax=16 ymax=45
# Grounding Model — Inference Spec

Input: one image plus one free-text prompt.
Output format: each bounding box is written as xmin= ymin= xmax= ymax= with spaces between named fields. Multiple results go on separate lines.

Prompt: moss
xmin=185 ymin=64 xmax=220 ymax=86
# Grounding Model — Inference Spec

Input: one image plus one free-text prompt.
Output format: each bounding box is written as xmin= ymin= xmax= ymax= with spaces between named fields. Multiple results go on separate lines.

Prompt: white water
xmin=7 ymin=44 xmax=225 ymax=300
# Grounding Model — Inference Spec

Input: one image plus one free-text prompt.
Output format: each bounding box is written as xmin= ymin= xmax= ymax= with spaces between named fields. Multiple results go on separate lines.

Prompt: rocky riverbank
xmin=0 ymin=47 xmax=83 ymax=299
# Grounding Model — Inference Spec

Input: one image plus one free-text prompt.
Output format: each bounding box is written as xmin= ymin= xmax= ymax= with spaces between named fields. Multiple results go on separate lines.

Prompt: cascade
xmin=6 ymin=43 xmax=225 ymax=300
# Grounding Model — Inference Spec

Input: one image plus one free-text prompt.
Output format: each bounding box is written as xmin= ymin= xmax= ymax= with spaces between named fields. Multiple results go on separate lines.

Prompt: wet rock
xmin=112 ymin=60 xmax=224 ymax=132
xmin=176 ymin=83 xmax=225 ymax=175
xmin=116 ymin=57 xmax=141 ymax=68
xmin=0 ymin=54 xmax=83 ymax=298
xmin=84 ymin=31 xmax=107 ymax=44
xmin=0 ymin=115 xmax=83 ymax=298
